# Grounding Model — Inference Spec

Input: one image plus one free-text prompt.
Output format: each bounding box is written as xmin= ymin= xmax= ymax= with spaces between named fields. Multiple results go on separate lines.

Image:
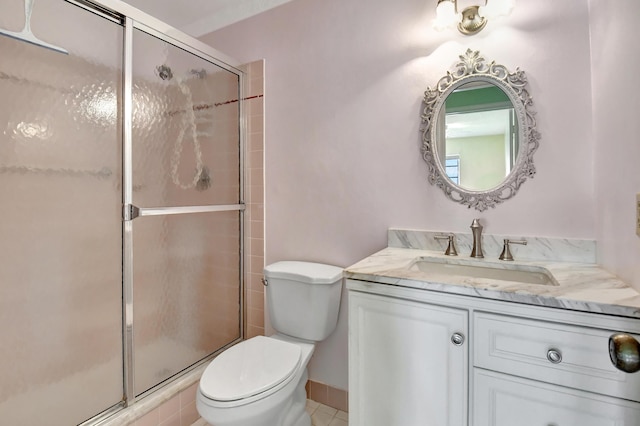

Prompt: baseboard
xmin=305 ymin=380 xmax=348 ymax=413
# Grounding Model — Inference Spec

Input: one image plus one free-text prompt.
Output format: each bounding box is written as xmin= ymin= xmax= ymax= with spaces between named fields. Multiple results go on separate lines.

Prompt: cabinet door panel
xmin=473 ymin=369 xmax=640 ymax=426
xmin=349 ymin=291 xmax=468 ymax=426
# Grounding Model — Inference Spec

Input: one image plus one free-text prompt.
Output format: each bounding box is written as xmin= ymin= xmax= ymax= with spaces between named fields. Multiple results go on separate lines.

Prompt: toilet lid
xmin=200 ymin=336 xmax=301 ymax=402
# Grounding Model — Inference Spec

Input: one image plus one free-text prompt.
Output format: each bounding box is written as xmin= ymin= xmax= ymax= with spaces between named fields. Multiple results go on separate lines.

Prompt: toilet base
xmin=281 ymin=374 xmax=311 ymax=426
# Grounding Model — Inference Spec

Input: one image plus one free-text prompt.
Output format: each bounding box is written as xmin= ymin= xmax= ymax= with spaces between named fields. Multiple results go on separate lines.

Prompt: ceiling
xmin=121 ymin=0 xmax=295 ymax=37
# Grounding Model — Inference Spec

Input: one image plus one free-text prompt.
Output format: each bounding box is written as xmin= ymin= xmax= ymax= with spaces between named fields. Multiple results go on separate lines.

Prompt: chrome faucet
xmin=434 ymin=234 xmax=458 ymax=256
xmin=470 ymin=219 xmax=484 ymax=258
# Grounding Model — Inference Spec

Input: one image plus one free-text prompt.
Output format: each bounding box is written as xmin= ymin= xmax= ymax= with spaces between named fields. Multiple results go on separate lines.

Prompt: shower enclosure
xmin=0 ymin=0 xmax=244 ymax=424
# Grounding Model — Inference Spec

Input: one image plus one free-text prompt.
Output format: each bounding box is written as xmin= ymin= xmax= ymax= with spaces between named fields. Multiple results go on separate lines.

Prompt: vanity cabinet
xmin=347 ymin=279 xmax=640 ymax=426
xmin=349 ymin=290 xmax=468 ymax=426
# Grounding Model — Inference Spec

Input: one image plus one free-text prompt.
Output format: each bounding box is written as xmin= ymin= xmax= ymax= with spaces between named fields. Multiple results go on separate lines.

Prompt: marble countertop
xmin=345 ymin=247 xmax=640 ymax=318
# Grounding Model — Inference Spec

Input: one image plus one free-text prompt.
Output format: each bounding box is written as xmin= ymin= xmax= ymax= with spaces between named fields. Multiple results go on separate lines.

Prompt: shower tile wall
xmin=133 ymin=382 xmax=200 ymax=426
xmin=244 ymin=59 xmax=266 ymax=339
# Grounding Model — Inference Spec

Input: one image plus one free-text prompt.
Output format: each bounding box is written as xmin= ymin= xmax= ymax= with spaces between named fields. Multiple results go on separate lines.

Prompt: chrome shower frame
xmin=63 ymin=0 xmax=247 ymax=420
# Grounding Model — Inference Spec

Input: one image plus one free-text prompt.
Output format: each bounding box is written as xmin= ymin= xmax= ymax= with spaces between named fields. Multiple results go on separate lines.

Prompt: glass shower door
xmin=0 ymin=0 xmax=123 ymax=424
xmin=128 ymin=26 xmax=243 ymax=396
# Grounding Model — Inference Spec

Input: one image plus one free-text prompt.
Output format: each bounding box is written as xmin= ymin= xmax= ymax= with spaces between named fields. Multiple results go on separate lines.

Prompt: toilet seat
xmin=200 ymin=336 xmax=302 ymax=407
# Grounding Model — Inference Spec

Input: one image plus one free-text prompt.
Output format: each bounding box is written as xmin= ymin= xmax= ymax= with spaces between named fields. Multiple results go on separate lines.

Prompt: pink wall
xmin=589 ymin=1 xmax=640 ymax=295
xmin=201 ymin=0 xmax=616 ymax=390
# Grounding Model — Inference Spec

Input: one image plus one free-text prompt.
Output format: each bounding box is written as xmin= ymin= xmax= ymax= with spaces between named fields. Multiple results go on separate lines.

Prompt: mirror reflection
xmin=437 ymin=82 xmax=517 ymax=191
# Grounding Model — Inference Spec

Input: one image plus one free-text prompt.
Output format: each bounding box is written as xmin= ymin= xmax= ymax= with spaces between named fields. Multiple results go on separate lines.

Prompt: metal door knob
xmin=451 ymin=332 xmax=465 ymax=346
xmin=609 ymin=333 xmax=640 ymax=373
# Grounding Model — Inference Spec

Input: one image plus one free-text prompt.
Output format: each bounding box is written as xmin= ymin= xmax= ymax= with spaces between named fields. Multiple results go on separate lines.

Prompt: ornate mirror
xmin=421 ymin=49 xmax=540 ymax=211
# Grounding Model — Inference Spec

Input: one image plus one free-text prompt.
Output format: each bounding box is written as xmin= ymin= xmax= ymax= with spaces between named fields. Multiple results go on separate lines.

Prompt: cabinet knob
xmin=546 ymin=349 xmax=562 ymax=364
xmin=451 ymin=332 xmax=465 ymax=346
xmin=609 ymin=333 xmax=640 ymax=373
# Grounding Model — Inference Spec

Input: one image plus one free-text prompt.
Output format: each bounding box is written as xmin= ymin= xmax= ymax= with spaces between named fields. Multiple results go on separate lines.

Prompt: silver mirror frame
xmin=421 ymin=49 xmax=541 ymax=211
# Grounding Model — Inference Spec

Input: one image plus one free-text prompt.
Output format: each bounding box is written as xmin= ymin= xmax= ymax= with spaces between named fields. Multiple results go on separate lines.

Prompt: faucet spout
xmin=470 ymin=218 xmax=484 ymax=258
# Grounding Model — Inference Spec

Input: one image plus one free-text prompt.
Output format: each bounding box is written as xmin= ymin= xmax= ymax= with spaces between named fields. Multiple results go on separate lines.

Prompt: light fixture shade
xmin=435 ymin=0 xmax=458 ymax=31
xmin=479 ymin=0 xmax=514 ymax=19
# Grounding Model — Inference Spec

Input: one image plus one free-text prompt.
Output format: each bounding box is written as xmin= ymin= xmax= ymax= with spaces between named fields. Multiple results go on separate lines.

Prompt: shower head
xmin=155 ymin=64 xmax=173 ymax=81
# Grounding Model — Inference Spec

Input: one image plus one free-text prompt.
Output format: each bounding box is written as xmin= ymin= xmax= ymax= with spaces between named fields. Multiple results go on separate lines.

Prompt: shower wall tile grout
xmin=244 ymin=58 xmax=266 ymax=339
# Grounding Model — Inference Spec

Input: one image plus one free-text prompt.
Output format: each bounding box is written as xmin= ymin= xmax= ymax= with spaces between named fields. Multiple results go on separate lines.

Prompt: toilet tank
xmin=263 ymin=261 xmax=343 ymax=342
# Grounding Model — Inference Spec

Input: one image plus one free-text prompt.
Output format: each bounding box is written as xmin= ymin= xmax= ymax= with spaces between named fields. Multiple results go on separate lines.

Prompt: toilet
xmin=196 ymin=261 xmax=343 ymax=426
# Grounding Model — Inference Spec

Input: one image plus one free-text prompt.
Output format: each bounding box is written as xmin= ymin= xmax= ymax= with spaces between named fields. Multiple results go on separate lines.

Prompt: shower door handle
xmin=123 ymin=203 xmax=245 ymax=221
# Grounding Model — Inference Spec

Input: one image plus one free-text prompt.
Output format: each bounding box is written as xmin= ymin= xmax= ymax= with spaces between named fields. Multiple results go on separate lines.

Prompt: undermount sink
xmin=407 ymin=257 xmax=558 ymax=286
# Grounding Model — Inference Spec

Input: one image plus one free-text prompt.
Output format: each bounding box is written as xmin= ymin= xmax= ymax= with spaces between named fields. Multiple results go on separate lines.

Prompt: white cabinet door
xmin=349 ymin=291 xmax=468 ymax=426
xmin=473 ymin=369 xmax=640 ymax=426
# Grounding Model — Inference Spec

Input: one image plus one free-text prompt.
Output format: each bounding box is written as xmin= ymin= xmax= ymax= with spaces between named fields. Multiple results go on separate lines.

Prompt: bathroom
xmin=202 ymin=0 xmax=639 ymax=420
xmin=1 ymin=0 xmax=639 ymax=424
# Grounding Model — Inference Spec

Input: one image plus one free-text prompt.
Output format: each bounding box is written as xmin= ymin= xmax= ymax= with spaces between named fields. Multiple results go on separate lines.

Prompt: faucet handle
xmin=499 ymin=239 xmax=527 ymax=261
xmin=434 ymin=234 xmax=458 ymax=256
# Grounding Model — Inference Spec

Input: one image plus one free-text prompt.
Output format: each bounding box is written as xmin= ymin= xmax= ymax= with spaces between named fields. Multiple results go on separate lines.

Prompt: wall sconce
xmin=434 ymin=0 xmax=514 ymax=35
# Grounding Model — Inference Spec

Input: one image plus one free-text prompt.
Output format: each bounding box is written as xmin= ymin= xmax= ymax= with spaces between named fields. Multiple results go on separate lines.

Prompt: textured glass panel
xmin=0 ymin=1 xmax=123 ymax=424
xmin=133 ymin=211 xmax=241 ymax=395
xmin=132 ymin=29 xmax=241 ymax=208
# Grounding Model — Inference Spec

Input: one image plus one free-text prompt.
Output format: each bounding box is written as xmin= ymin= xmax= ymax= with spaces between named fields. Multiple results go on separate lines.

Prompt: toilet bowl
xmin=196 ymin=261 xmax=343 ymax=426
xmin=197 ymin=334 xmax=314 ymax=426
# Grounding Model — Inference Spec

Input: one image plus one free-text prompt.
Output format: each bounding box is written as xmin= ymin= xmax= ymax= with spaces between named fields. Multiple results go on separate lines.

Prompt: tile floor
xmin=306 ymin=399 xmax=349 ymax=426
xmin=191 ymin=399 xmax=348 ymax=426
